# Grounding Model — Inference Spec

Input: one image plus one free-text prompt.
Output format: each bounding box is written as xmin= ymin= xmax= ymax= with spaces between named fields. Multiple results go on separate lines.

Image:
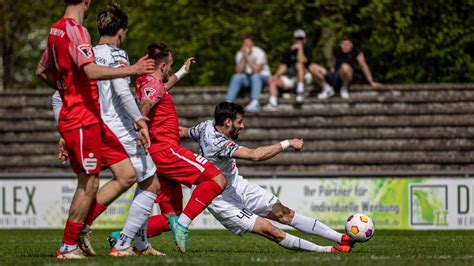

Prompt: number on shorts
xmin=194 ymin=153 xmax=208 ymax=165
xmin=237 ymin=208 xmax=253 ymax=220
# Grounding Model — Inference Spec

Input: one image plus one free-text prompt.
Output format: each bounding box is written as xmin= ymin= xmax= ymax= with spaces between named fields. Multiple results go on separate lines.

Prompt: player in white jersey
xmin=52 ymin=4 xmax=165 ymax=257
xmin=178 ymin=102 xmax=354 ymax=253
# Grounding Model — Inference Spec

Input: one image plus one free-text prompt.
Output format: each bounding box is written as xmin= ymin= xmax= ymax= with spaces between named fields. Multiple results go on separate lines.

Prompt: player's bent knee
xmin=211 ymin=173 xmax=227 ymax=189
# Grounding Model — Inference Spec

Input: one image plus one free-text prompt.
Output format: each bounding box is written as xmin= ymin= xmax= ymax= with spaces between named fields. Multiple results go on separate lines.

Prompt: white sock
xmin=80 ymin=224 xmax=91 ymax=234
xmin=278 ymin=233 xmax=332 ymax=253
xmin=296 ymin=82 xmax=304 ymax=94
xmin=60 ymin=243 xmax=78 ymax=253
xmin=115 ymin=189 xmax=157 ymax=250
xmin=133 ymin=222 xmax=149 ymax=251
xmin=269 ymin=96 xmax=278 ymax=106
xmin=178 ymin=213 xmax=192 ymax=228
xmin=290 ymin=213 xmax=342 ymax=243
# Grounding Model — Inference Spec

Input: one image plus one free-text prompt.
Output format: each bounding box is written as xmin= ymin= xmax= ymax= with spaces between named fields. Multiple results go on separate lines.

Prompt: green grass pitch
xmin=1 ymin=229 xmax=473 ymax=265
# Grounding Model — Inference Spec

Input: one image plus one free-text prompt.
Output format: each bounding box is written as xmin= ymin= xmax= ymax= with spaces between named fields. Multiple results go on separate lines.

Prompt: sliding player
xmin=36 ymin=0 xmax=154 ymax=259
xmin=179 ymin=102 xmax=353 ymax=252
xmin=116 ymin=102 xmax=353 ymax=253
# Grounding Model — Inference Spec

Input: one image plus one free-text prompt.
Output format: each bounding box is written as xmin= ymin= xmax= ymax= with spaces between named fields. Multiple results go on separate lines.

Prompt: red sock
xmin=147 ymin=215 xmax=170 ymax=237
xmin=84 ymin=199 xmax=107 ymax=226
xmin=183 ymin=180 xmax=223 ymax=220
xmin=62 ymin=219 xmax=84 ymax=245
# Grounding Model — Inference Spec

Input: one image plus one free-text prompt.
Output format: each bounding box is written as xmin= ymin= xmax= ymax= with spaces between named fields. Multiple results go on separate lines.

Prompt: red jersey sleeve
xmin=39 ymin=47 xmax=50 ymax=68
xmin=66 ymin=23 xmax=95 ymax=68
xmin=137 ymin=78 xmax=166 ymax=106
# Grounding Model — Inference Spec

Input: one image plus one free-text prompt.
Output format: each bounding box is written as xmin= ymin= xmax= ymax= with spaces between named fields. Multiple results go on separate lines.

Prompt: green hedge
xmin=1 ymin=0 xmax=472 ymax=89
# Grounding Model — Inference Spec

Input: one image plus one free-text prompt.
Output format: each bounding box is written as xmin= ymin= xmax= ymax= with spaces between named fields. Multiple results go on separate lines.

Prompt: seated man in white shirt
xmin=224 ymin=34 xmax=271 ymax=113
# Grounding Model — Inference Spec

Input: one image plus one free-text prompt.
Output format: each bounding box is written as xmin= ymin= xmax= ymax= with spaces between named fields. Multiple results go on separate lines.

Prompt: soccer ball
xmin=345 ymin=213 xmax=375 ymax=242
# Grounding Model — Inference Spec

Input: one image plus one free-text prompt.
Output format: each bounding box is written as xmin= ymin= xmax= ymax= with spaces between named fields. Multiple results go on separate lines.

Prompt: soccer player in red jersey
xmin=35 ymin=0 xmax=155 ymax=259
xmin=135 ymin=43 xmax=227 ymax=253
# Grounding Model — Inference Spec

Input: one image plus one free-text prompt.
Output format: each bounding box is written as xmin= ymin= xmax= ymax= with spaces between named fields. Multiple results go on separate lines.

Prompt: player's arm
xmin=83 ymin=55 xmax=154 ymax=80
xmin=139 ymin=99 xmax=155 ymax=119
xmin=357 ymin=52 xmax=382 ymax=88
xmin=232 ymin=138 xmax=304 ymax=162
xmin=111 ymin=77 xmax=151 ymax=148
xmin=36 ymin=48 xmax=57 ymax=89
xmin=179 ymin=126 xmax=189 ymax=139
xmin=50 ymin=91 xmax=68 ymax=164
xmin=165 ymin=57 xmax=196 ymax=90
xmin=36 ymin=63 xmax=57 ymax=89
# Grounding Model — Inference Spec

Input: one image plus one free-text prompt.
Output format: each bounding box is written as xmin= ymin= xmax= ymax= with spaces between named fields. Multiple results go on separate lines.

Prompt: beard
xmin=230 ymin=126 xmax=239 ymax=140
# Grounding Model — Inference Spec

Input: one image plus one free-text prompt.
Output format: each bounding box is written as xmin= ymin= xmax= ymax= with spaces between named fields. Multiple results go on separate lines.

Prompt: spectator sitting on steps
xmin=263 ymin=29 xmax=314 ymax=111
xmin=312 ymin=35 xmax=382 ymax=100
xmin=224 ymin=34 xmax=271 ymax=113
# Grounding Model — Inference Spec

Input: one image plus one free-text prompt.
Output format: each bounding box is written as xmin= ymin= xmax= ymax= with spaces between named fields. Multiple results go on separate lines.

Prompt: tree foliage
xmin=1 ymin=0 xmax=472 ymax=89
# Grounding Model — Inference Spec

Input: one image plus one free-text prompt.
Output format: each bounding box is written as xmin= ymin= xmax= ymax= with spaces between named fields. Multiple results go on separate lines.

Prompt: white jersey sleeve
xmin=192 ymin=120 xmax=240 ymax=183
xmin=51 ymin=90 xmax=62 ymax=124
xmin=188 ymin=120 xmax=208 ymax=142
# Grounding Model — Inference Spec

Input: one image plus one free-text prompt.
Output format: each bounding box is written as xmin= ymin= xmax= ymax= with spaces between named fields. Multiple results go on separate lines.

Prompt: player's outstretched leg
xmin=252 ymin=216 xmax=340 ymax=253
xmin=170 ymin=173 xmax=226 ymax=253
xmin=110 ymin=174 xmax=161 ymax=256
xmin=267 ymin=201 xmax=355 ymax=247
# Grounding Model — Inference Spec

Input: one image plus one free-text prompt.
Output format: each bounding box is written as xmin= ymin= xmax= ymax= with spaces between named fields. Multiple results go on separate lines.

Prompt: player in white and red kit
xmin=135 ymin=43 xmax=227 ymax=253
xmin=36 ymin=0 xmax=154 ymax=259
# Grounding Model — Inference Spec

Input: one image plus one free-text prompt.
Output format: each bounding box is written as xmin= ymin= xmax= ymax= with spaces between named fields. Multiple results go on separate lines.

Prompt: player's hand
xmin=289 ymin=138 xmax=304 ymax=152
xmin=370 ymin=81 xmax=383 ymax=89
xmin=131 ymin=55 xmax=155 ymax=75
xmin=183 ymin=57 xmax=196 ymax=72
xmin=57 ymin=138 xmax=68 ymax=165
xmin=135 ymin=118 xmax=151 ymax=151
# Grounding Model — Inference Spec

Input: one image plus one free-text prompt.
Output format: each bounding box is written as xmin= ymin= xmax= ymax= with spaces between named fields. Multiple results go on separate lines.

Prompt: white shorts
xmin=281 ymin=72 xmax=313 ymax=90
xmin=129 ymin=148 xmax=156 ymax=182
xmin=207 ymin=175 xmax=278 ymax=236
xmin=118 ymin=133 xmax=156 ymax=182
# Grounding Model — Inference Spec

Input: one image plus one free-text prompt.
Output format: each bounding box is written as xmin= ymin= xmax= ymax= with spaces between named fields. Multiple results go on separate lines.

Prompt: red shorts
xmin=152 ymin=145 xmax=221 ymax=211
xmin=61 ymin=122 xmax=128 ymax=174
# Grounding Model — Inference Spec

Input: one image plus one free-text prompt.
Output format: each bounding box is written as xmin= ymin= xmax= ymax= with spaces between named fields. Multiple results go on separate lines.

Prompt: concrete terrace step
xmin=0 ymin=126 xmax=473 ymax=144
xmin=3 ymin=102 xmax=474 ymax=121
xmin=2 ymin=114 xmax=474 ymax=133
xmin=2 ymin=84 xmax=474 ymax=109
xmin=2 ymin=138 xmax=472 ymax=156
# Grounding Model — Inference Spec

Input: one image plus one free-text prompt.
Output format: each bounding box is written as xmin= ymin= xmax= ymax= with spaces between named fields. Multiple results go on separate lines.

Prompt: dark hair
xmin=341 ymin=34 xmax=352 ymax=42
xmin=214 ymin=102 xmax=245 ymax=126
xmin=146 ymin=43 xmax=173 ymax=65
xmin=64 ymin=0 xmax=83 ymax=4
xmin=241 ymin=34 xmax=253 ymax=42
xmin=97 ymin=4 xmax=128 ymax=36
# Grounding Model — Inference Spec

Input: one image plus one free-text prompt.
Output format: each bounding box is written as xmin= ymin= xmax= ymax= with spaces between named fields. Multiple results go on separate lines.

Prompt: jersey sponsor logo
xmin=50 ymin=27 xmax=65 ymax=38
xmin=144 ymin=87 xmax=156 ymax=97
xmin=83 ymin=152 xmax=98 ymax=171
xmin=77 ymin=44 xmax=93 ymax=59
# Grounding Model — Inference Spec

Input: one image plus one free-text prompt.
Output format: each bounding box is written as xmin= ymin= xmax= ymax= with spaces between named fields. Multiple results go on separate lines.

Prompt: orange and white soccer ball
xmin=345 ymin=213 xmax=375 ymax=242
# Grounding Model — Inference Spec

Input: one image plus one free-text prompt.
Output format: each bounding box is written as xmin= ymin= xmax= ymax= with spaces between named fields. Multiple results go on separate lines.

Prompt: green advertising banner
xmin=1 ymin=177 xmax=473 ymax=229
